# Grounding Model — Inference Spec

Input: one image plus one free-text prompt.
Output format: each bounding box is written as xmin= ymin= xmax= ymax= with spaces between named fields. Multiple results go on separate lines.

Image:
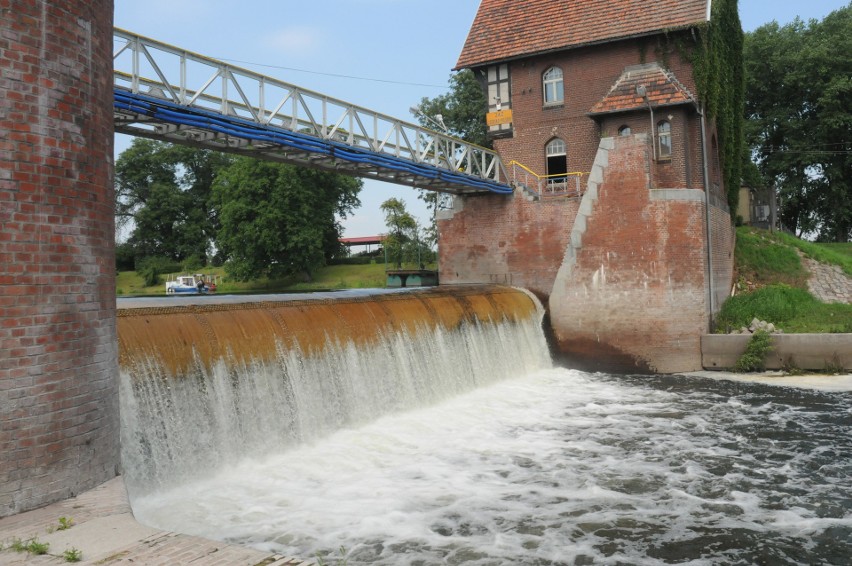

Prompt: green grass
xmin=721 ymin=227 xmax=852 ymax=333
xmin=734 ymin=227 xmax=808 ymax=288
xmin=737 ymin=226 xmax=852 ymax=277
xmin=718 ymin=284 xmax=852 ymax=333
xmin=116 ymin=260 xmax=434 ymax=296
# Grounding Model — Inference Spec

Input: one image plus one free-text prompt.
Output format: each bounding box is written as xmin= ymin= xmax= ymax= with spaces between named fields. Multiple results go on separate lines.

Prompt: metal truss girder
xmin=113 ymin=28 xmax=512 ymax=196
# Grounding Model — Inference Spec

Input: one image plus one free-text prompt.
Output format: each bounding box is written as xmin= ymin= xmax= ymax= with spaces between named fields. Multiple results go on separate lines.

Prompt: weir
xmin=117 ymin=286 xmax=552 ymax=497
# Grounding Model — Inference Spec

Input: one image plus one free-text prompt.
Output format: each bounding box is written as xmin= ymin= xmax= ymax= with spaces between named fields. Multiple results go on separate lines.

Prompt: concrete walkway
xmin=0 ymin=478 xmax=314 ymax=565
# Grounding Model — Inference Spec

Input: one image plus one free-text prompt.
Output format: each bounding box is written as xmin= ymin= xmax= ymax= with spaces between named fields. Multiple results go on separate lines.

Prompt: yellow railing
xmin=508 ymin=160 xmax=588 ymax=198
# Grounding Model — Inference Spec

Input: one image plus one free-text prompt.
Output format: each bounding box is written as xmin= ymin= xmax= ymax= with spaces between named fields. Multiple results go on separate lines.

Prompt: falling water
xmin=120 ymin=313 xmax=551 ymax=496
xmin=121 ymin=313 xmax=852 ymax=565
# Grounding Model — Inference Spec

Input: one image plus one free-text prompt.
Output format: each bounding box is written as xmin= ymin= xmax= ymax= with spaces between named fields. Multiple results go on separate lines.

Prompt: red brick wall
xmin=494 ymin=37 xmax=700 ymax=188
xmin=0 ymin=0 xmax=118 ymax=517
xmin=438 ymin=193 xmax=579 ymax=299
xmin=549 ymin=135 xmax=730 ymax=373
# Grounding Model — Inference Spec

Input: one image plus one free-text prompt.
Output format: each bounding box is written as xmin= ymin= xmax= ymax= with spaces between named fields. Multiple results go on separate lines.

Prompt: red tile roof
xmin=456 ymin=0 xmax=709 ymax=69
xmin=589 ymin=63 xmax=695 ymax=115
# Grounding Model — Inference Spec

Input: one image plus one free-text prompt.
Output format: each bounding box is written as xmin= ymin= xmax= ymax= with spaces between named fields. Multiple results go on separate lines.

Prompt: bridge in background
xmin=112 ymin=29 xmax=512 ymax=196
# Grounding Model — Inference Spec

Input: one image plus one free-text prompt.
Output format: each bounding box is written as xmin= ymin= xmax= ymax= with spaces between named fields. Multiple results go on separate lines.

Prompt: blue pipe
xmin=114 ymin=90 xmax=513 ymax=194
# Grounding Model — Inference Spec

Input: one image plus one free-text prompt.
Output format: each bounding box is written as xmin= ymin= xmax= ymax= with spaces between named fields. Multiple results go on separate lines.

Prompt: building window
xmin=618 ymin=125 xmax=632 ymax=136
xmin=657 ymin=120 xmax=672 ymax=159
xmin=546 ymin=138 xmax=567 ymax=184
xmin=543 ymin=67 xmax=564 ymax=105
xmin=486 ymin=64 xmax=512 ymax=135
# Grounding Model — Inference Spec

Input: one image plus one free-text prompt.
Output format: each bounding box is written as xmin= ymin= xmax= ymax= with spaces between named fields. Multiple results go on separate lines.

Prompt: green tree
xmin=414 ymin=69 xmax=491 ymax=149
xmin=744 ymin=4 xmax=852 ymax=241
xmin=380 ymin=198 xmax=419 ymax=268
xmin=212 ymin=158 xmax=361 ymax=281
xmin=115 ymin=139 xmax=232 ymax=264
xmin=412 ymin=69 xmax=490 ymax=247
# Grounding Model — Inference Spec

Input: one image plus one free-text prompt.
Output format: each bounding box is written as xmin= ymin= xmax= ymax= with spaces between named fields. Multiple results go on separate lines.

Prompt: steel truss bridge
xmin=113 ymin=29 xmax=512 ymax=196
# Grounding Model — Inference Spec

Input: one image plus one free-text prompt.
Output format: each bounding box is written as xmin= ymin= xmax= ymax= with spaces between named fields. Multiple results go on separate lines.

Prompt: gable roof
xmin=589 ymin=63 xmax=696 ymax=115
xmin=456 ymin=0 xmax=710 ymax=70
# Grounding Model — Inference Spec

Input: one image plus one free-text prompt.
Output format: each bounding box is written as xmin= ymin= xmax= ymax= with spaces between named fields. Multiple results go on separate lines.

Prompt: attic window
xmin=543 ymin=67 xmax=564 ymax=105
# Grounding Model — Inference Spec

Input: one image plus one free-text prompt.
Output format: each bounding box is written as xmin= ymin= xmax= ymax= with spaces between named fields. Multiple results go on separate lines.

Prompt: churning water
xmin=121 ymin=315 xmax=852 ymax=565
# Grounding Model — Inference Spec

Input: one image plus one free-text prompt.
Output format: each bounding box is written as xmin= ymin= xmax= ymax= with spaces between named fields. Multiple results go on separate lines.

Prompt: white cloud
xmin=263 ymin=26 xmax=324 ymax=52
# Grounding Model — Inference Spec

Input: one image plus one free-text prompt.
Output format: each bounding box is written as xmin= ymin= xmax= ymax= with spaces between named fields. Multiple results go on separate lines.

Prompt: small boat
xmin=165 ymin=274 xmax=217 ymax=295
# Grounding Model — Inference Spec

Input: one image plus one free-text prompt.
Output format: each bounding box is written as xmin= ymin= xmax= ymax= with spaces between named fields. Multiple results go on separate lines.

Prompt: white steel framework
xmin=112 ymin=28 xmax=512 ymax=195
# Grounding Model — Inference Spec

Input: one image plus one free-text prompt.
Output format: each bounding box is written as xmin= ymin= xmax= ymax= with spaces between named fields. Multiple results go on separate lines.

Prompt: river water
xmin=121 ymin=315 xmax=852 ymax=565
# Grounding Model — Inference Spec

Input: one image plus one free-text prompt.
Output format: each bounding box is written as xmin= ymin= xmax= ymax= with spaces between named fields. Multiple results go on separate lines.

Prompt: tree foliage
xmin=412 ymin=69 xmax=489 ymax=246
xmin=212 ymin=158 xmax=361 ymax=281
xmin=415 ymin=69 xmax=490 ymax=149
xmin=380 ymin=198 xmax=424 ymax=268
xmin=744 ymin=3 xmax=852 ymax=241
xmin=114 ymin=139 xmax=232 ymax=264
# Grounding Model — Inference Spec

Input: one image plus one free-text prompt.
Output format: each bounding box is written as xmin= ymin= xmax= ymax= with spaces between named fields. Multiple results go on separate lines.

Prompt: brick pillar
xmin=0 ymin=0 xmax=118 ymax=517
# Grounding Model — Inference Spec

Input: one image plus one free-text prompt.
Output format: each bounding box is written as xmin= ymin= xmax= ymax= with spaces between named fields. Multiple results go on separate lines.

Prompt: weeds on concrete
xmin=48 ymin=516 xmax=75 ymax=533
xmin=821 ymin=355 xmax=846 ymax=375
xmin=735 ymin=329 xmax=773 ymax=372
xmin=63 ymin=547 xmax=83 ymax=562
xmin=9 ymin=536 xmax=50 ymax=555
xmin=781 ymin=356 xmax=806 ymax=376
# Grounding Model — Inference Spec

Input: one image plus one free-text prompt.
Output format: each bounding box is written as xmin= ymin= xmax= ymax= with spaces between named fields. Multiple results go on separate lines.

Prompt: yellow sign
xmin=486 ymin=109 xmax=513 ymax=126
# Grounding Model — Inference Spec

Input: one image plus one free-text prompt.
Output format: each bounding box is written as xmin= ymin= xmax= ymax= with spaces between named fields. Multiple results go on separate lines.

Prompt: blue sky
xmin=113 ymin=0 xmax=850 ymax=238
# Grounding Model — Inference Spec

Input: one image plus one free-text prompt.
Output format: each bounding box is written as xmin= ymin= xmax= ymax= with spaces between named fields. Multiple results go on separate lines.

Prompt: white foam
xmin=127 ymin=369 xmax=852 ymax=564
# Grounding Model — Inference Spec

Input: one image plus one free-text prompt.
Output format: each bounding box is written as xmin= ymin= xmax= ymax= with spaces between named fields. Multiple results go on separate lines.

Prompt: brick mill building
xmin=438 ymin=0 xmax=736 ymax=372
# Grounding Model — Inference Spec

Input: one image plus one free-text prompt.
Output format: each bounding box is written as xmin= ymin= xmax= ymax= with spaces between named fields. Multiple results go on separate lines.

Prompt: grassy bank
xmin=116 ymin=261 xmax=432 ymax=296
xmin=717 ymin=227 xmax=852 ymax=333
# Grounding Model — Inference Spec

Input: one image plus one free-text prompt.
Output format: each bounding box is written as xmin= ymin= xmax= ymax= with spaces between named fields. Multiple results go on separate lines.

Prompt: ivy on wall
xmin=691 ymin=0 xmax=745 ymax=215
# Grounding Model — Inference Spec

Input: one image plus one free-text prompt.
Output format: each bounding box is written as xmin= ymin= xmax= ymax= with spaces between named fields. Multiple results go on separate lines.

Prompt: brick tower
xmin=0 ymin=0 xmax=118 ymax=516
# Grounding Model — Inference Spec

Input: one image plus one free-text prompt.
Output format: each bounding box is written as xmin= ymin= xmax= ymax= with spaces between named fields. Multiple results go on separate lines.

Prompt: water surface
xmin=129 ymin=368 xmax=852 ymax=565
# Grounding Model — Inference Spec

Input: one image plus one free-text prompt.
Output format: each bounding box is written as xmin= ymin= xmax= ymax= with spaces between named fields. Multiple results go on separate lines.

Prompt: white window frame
xmin=657 ymin=120 xmax=672 ymax=160
xmin=543 ymin=67 xmax=564 ymax=105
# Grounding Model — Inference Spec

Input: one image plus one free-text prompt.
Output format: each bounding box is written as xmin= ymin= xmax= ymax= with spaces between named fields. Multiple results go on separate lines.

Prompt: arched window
xmin=657 ymin=120 xmax=672 ymax=159
xmin=546 ymin=138 xmax=567 ymax=185
xmin=618 ymin=125 xmax=632 ymax=136
xmin=543 ymin=67 xmax=564 ymax=105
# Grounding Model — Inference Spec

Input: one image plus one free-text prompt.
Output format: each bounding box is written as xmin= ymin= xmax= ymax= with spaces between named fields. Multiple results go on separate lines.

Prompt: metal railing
xmin=112 ymin=28 xmax=511 ymax=195
xmin=508 ymin=161 xmax=587 ymax=199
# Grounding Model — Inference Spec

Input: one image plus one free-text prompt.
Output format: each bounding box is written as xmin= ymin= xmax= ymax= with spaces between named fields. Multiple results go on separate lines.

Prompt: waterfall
xmin=119 ymin=310 xmax=552 ymax=499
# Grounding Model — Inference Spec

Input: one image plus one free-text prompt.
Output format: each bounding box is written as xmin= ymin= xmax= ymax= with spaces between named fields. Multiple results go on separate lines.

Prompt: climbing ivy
xmin=691 ymin=0 xmax=745 ymax=215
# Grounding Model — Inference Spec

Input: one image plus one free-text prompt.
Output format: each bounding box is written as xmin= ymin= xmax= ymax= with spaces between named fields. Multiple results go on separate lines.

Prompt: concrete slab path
xmin=0 ymin=478 xmax=314 ymax=565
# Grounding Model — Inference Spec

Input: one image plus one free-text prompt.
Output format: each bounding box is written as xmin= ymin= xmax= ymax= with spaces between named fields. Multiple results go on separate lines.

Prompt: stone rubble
xmin=800 ymin=252 xmax=852 ymax=304
xmin=732 ymin=318 xmax=784 ymax=335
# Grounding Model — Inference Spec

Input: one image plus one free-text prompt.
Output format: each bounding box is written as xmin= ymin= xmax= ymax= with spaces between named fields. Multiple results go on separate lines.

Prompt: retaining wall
xmin=701 ymin=334 xmax=852 ymax=371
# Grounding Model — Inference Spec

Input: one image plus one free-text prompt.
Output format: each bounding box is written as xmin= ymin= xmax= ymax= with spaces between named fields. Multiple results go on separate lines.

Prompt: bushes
xmin=134 ymin=256 xmax=183 ymax=287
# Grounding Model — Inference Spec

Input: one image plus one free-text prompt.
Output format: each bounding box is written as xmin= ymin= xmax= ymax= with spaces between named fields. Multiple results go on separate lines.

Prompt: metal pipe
xmin=698 ymin=104 xmax=715 ymax=329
